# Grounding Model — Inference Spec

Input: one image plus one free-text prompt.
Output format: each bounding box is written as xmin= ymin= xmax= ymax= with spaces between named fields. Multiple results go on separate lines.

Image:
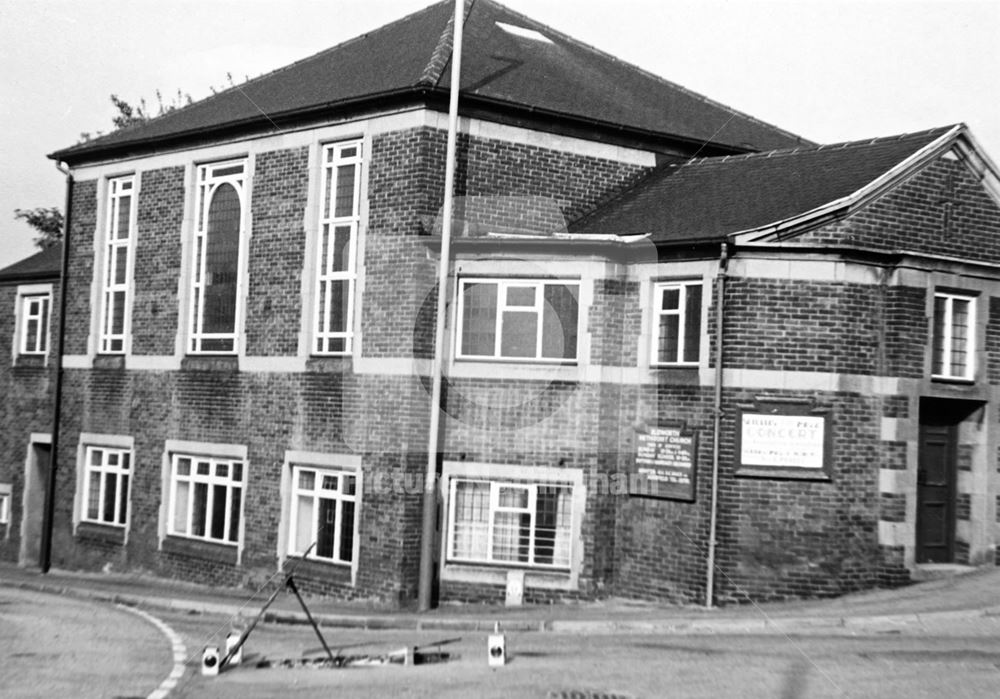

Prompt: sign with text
xmin=630 ymin=426 xmax=697 ymax=501
xmin=737 ymin=404 xmax=831 ymax=478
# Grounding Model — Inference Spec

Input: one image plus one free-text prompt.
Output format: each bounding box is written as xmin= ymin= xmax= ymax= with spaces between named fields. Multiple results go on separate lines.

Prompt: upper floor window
xmin=456 ymin=279 xmax=579 ymax=362
xmin=167 ymin=453 xmax=243 ymax=545
xmin=19 ymin=290 xmax=51 ymax=356
xmin=653 ymin=281 xmax=702 ymax=366
xmin=190 ymin=160 xmax=246 ymax=354
xmin=446 ymin=478 xmax=573 ymax=569
xmin=314 ymin=140 xmax=362 ymax=355
xmin=288 ymin=465 xmax=358 ymax=565
xmin=100 ymin=176 xmax=135 ymax=353
xmin=932 ymin=291 xmax=975 ymax=381
xmin=82 ymin=446 xmax=131 ymax=527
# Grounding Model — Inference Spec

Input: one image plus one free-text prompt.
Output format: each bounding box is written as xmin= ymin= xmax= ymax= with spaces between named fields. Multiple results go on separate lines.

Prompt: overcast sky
xmin=1 ymin=0 xmax=997 ymax=269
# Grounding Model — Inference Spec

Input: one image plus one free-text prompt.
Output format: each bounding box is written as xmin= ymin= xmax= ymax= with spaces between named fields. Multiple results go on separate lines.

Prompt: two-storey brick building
xmin=5 ymin=0 xmax=1000 ymax=606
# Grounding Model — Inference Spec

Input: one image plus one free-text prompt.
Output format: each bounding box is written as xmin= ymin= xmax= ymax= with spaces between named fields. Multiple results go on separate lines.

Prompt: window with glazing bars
xmin=190 ymin=161 xmax=245 ymax=353
xmin=932 ymin=291 xmax=975 ymax=380
xmin=168 ymin=455 xmax=243 ymax=545
xmin=457 ymin=279 xmax=579 ymax=362
xmin=82 ymin=446 xmax=131 ymax=527
xmin=19 ymin=293 xmax=50 ymax=355
xmin=100 ymin=176 xmax=134 ymax=353
xmin=288 ymin=465 xmax=358 ymax=564
xmin=314 ymin=141 xmax=362 ymax=354
xmin=653 ymin=281 xmax=702 ymax=365
xmin=447 ymin=479 xmax=572 ymax=569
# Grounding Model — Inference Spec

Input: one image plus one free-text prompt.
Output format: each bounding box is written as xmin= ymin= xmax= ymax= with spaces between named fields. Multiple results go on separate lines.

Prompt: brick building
xmin=5 ymin=0 xmax=1000 ymax=606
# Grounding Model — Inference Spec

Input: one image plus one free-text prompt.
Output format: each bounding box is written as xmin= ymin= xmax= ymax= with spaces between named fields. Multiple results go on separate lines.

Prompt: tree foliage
xmin=14 ymin=207 xmax=64 ymax=250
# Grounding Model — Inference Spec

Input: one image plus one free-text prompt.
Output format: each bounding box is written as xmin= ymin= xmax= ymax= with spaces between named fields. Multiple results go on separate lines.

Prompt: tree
xmin=14 ymin=207 xmax=64 ymax=250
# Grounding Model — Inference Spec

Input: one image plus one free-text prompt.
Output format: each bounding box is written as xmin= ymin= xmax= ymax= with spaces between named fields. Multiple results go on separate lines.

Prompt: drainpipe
xmin=705 ymin=241 xmax=729 ymax=608
xmin=40 ymin=164 xmax=73 ymax=573
xmin=418 ymin=0 xmax=465 ymax=612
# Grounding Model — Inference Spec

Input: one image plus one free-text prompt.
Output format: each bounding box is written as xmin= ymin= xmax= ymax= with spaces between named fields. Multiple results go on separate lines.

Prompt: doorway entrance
xmin=19 ymin=440 xmax=51 ymax=567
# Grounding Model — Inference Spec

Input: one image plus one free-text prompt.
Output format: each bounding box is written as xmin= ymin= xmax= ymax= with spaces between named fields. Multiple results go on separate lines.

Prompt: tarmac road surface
xmin=0 ymin=586 xmax=172 ymax=699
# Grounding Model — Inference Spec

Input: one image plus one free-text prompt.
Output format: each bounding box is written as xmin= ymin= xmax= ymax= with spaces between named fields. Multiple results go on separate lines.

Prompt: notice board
xmin=630 ymin=425 xmax=698 ymax=501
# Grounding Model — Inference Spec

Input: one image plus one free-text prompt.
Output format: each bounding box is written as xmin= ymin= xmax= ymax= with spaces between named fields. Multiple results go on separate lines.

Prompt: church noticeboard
xmin=736 ymin=401 xmax=832 ymax=480
xmin=630 ymin=425 xmax=697 ymax=501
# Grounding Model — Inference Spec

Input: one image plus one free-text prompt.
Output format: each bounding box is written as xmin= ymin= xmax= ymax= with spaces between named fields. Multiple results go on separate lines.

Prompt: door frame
xmin=19 ymin=434 xmax=51 ymax=567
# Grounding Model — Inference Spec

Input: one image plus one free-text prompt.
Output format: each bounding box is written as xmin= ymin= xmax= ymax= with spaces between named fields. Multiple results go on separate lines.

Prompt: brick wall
xmin=64 ymin=179 xmax=97 ymax=355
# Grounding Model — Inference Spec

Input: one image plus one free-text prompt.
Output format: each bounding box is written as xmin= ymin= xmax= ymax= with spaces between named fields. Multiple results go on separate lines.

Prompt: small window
xmin=457 ymin=279 xmax=579 ymax=362
xmin=314 ymin=140 xmax=363 ymax=355
xmin=0 ymin=486 xmax=10 ymax=526
xmin=99 ymin=176 xmax=135 ymax=353
xmin=288 ymin=465 xmax=359 ymax=565
xmin=447 ymin=479 xmax=573 ymax=569
xmin=190 ymin=161 xmax=246 ymax=354
xmin=932 ymin=291 xmax=975 ymax=381
xmin=81 ymin=446 xmax=131 ymax=527
xmin=167 ymin=454 xmax=244 ymax=545
xmin=19 ymin=292 xmax=51 ymax=356
xmin=653 ymin=281 xmax=702 ymax=366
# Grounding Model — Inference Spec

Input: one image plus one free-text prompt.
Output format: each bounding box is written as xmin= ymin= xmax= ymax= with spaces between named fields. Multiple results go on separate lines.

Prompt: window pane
xmin=116 ymin=195 xmax=131 ymax=240
xmin=91 ymin=449 xmax=103 ymax=467
xmin=111 ymin=290 xmax=126 ymax=336
xmin=298 ymin=470 xmax=316 ymax=491
xmin=228 ymin=487 xmax=241 ymax=542
xmin=231 ymin=463 xmax=243 ymax=482
xmin=316 ymin=497 xmax=337 ymax=559
xmin=295 ymin=495 xmax=314 ymax=553
xmin=103 ymin=473 xmax=117 ymax=523
xmin=951 ymin=298 xmax=970 ymax=376
xmin=500 ymin=311 xmax=538 ymax=357
xmin=176 ymin=458 xmax=191 ymax=476
xmin=506 ymin=286 xmax=535 ymax=307
xmin=173 ymin=481 xmax=189 ymax=533
xmin=118 ymin=475 xmax=129 ymax=524
xmin=661 ymin=287 xmax=680 ymax=310
xmin=498 ymin=486 xmax=529 ymax=509
xmin=113 ymin=247 xmax=128 ymax=285
xmin=932 ymin=296 xmax=947 ymax=374
xmin=332 ymin=225 xmax=352 ymax=272
xmin=321 ymin=475 xmax=339 ymax=491
xmin=197 ymin=461 xmax=210 ymax=476
xmin=343 ymin=475 xmax=356 ymax=496
xmin=493 ymin=511 xmax=530 ymax=562
xmin=203 ymin=183 xmax=241 ymax=335
xmin=452 ymin=482 xmax=489 ymax=560
xmin=192 ymin=483 xmax=208 ymax=537
xmin=328 ymin=279 xmax=350 ymax=334
xmin=340 ymin=500 xmax=355 ymax=562
xmin=542 ymin=284 xmax=578 ymax=359
xmin=210 ymin=485 xmax=227 ymax=540
xmin=87 ymin=473 xmax=100 ymax=521
xmin=534 ymin=486 xmax=570 ymax=566
xmin=658 ymin=315 xmax=679 ymax=363
xmin=333 ymin=165 xmax=356 ymax=218
xmin=683 ymin=285 xmax=702 ymax=363
xmin=461 ymin=283 xmax=497 ymax=356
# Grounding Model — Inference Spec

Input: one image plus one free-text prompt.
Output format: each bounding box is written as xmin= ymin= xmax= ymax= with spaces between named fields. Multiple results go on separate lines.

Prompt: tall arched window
xmin=191 ymin=161 xmax=246 ymax=353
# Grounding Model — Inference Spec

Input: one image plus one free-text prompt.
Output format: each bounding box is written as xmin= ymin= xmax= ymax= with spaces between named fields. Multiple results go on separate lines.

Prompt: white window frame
xmin=167 ymin=453 xmax=244 ymax=545
xmin=17 ymin=288 xmax=52 ymax=357
xmin=99 ymin=175 xmax=136 ymax=354
xmin=287 ymin=464 xmax=360 ymax=565
xmin=313 ymin=140 xmax=362 ymax=355
xmin=189 ymin=159 xmax=247 ymax=354
xmin=932 ymin=291 xmax=976 ymax=381
xmin=445 ymin=478 xmax=574 ymax=570
xmin=80 ymin=446 xmax=132 ymax=527
xmin=0 ymin=484 xmax=10 ymax=528
xmin=652 ymin=280 xmax=702 ymax=366
xmin=455 ymin=278 xmax=580 ymax=363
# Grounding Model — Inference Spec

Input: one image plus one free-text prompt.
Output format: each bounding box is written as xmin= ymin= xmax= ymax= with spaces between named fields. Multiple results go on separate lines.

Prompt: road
xmin=161 ymin=607 xmax=1000 ymax=698
xmin=0 ymin=586 xmax=171 ymax=699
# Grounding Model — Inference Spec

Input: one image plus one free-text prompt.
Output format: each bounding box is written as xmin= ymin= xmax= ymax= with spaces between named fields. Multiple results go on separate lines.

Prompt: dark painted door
xmin=916 ymin=422 xmax=956 ymax=563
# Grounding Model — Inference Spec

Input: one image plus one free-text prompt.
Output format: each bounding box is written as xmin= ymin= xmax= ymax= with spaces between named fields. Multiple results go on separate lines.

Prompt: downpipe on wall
xmin=705 ymin=241 xmax=729 ymax=608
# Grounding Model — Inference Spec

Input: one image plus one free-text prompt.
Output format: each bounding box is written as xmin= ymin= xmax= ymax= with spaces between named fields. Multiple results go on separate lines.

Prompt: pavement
xmin=2 ymin=561 xmax=1000 ymax=635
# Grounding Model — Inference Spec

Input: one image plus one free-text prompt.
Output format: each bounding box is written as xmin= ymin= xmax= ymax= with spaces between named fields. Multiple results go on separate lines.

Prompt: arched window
xmin=191 ymin=161 xmax=246 ymax=353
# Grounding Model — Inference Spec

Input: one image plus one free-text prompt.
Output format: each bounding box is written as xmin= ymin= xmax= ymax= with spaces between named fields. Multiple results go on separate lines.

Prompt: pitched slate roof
xmin=569 ymin=125 xmax=958 ymax=243
xmin=50 ymin=0 xmax=808 ymax=163
xmin=0 ymin=245 xmax=62 ymax=283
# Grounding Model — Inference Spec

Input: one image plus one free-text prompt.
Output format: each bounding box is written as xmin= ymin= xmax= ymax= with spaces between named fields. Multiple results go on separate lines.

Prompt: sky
xmin=0 ymin=0 xmax=997 ymax=270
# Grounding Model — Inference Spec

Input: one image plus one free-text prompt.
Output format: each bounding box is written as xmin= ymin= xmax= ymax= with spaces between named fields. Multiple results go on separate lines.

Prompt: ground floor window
xmin=82 ymin=446 xmax=131 ymax=526
xmin=168 ymin=454 xmax=243 ymax=545
xmin=0 ymin=485 xmax=10 ymax=527
xmin=447 ymin=479 xmax=573 ymax=569
xmin=288 ymin=465 xmax=358 ymax=564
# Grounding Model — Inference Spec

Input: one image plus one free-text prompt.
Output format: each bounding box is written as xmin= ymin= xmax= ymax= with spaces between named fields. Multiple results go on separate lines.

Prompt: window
xmin=447 ymin=479 xmax=573 ymax=569
xmin=0 ymin=487 xmax=9 ymax=526
xmin=100 ymin=176 xmax=135 ymax=353
xmin=933 ymin=291 xmax=975 ymax=380
xmin=19 ymin=292 xmax=51 ymax=356
xmin=653 ymin=281 xmax=702 ymax=365
xmin=168 ymin=454 xmax=243 ymax=545
xmin=81 ymin=446 xmax=131 ymax=526
xmin=457 ymin=279 xmax=579 ymax=362
xmin=288 ymin=465 xmax=358 ymax=564
xmin=190 ymin=160 xmax=246 ymax=353
xmin=314 ymin=141 xmax=362 ymax=354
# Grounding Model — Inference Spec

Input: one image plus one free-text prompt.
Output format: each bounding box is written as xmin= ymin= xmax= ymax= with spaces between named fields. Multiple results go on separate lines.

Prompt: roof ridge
xmin=480 ymin=0 xmax=813 ymax=150
xmin=680 ymin=124 xmax=959 ymax=167
xmin=419 ymin=0 xmax=475 ymax=87
xmin=69 ymin=1 xmax=454 ymax=151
